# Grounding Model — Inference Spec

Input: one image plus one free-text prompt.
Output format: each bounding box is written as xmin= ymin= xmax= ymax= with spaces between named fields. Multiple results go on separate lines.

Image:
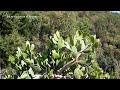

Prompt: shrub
xmin=2 ymin=31 xmax=110 ymax=79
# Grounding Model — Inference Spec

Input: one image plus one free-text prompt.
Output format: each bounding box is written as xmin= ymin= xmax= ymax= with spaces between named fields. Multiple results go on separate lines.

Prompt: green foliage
xmin=3 ymin=41 xmax=42 ymax=79
xmin=3 ymin=31 xmax=110 ymax=79
xmin=0 ymin=31 xmax=25 ymax=66
xmin=78 ymin=16 xmax=93 ymax=33
xmin=1 ymin=11 xmax=120 ymax=79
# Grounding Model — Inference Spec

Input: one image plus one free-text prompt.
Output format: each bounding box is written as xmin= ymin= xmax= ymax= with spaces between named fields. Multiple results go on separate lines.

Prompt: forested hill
xmin=1 ymin=11 xmax=120 ymax=79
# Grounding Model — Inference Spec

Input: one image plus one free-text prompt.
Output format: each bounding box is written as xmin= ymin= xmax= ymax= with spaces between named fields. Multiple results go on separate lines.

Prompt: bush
xmin=3 ymin=31 xmax=110 ymax=79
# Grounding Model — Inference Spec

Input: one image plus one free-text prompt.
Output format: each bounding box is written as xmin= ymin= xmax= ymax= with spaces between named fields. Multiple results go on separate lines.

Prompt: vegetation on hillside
xmin=0 ymin=11 xmax=120 ymax=79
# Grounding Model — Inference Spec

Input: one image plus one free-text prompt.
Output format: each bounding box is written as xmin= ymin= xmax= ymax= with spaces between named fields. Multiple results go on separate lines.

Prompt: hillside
xmin=0 ymin=11 xmax=120 ymax=79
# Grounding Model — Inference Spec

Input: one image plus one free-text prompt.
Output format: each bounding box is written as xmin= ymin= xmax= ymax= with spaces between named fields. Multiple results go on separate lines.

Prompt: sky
xmin=111 ymin=11 xmax=120 ymax=13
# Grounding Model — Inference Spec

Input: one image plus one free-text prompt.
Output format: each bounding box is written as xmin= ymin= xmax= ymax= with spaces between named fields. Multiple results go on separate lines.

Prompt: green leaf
xmin=94 ymin=39 xmax=100 ymax=48
xmin=25 ymin=58 xmax=31 ymax=65
xmin=90 ymin=36 xmax=95 ymax=43
xmin=81 ymin=40 xmax=86 ymax=50
xmin=82 ymin=32 xmax=88 ymax=38
xmin=74 ymin=30 xmax=80 ymax=45
xmin=22 ymin=53 xmax=27 ymax=58
xmin=31 ymin=65 xmax=41 ymax=73
xmin=31 ymin=44 xmax=35 ymax=51
xmin=74 ymin=68 xmax=80 ymax=79
xmin=74 ymin=65 xmax=84 ymax=79
xmin=26 ymin=41 xmax=30 ymax=47
xmin=104 ymin=73 xmax=110 ymax=79
xmin=17 ymin=47 xmax=22 ymax=54
xmin=74 ymin=37 xmax=78 ymax=46
xmin=56 ymin=59 xmax=59 ymax=66
xmin=58 ymin=37 xmax=65 ymax=49
xmin=71 ymin=46 xmax=77 ymax=52
xmin=9 ymin=55 xmax=15 ymax=64
xmin=56 ymin=31 xmax=60 ymax=38
xmin=18 ymin=65 xmax=22 ymax=70
xmin=81 ymin=67 xmax=86 ymax=71
xmin=69 ymin=34 xmax=74 ymax=46
xmin=16 ymin=47 xmax=22 ymax=60
xmin=79 ymin=70 xmax=84 ymax=76
xmin=16 ymin=51 xmax=21 ymax=59
xmin=52 ymin=38 xmax=58 ymax=44
xmin=75 ymin=30 xmax=80 ymax=37
xmin=49 ymin=69 xmax=53 ymax=78
xmin=20 ymin=71 xmax=31 ymax=79
xmin=65 ymin=42 xmax=71 ymax=50
xmin=44 ymin=58 xmax=49 ymax=65
xmin=21 ymin=60 xmax=26 ymax=67
xmin=52 ymin=50 xmax=60 ymax=59
xmin=54 ymin=34 xmax=58 ymax=41
xmin=71 ymin=46 xmax=78 ymax=58
xmin=93 ymin=35 xmax=96 ymax=40
xmin=76 ymin=44 xmax=82 ymax=51
xmin=25 ymin=59 xmax=34 ymax=65
xmin=28 ymin=67 xmax=34 ymax=76
xmin=30 ymin=59 xmax=34 ymax=64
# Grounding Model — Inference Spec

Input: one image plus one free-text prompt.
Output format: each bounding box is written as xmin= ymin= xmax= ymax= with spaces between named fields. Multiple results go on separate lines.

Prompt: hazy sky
xmin=111 ymin=11 xmax=120 ymax=13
